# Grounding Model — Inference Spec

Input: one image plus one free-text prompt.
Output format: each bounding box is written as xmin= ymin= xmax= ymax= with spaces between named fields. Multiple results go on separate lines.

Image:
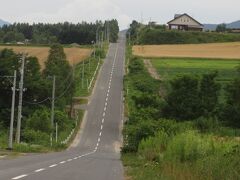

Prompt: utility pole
xmin=8 ymin=70 xmax=17 ymax=150
xmin=96 ymin=26 xmax=100 ymax=48
xmin=82 ymin=60 xmax=85 ymax=88
xmin=50 ymin=75 xmax=56 ymax=146
xmin=55 ymin=122 xmax=58 ymax=143
xmin=16 ymin=55 xmax=25 ymax=144
xmin=101 ymin=31 xmax=104 ymax=49
xmin=51 ymin=76 xmax=56 ymax=127
xmin=128 ymin=32 xmax=131 ymax=46
xmin=94 ymin=43 xmax=96 ymax=58
xmin=107 ymin=23 xmax=110 ymax=43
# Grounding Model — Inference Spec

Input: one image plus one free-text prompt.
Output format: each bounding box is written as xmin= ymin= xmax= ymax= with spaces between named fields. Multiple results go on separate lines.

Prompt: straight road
xmin=0 ymin=32 xmax=126 ymax=180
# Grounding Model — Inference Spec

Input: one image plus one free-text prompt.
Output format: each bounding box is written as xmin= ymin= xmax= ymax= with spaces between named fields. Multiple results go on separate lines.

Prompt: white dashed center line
xmin=49 ymin=164 xmax=57 ymax=168
xmin=12 ymin=174 xmax=28 ymax=180
xmin=34 ymin=168 xmax=45 ymax=173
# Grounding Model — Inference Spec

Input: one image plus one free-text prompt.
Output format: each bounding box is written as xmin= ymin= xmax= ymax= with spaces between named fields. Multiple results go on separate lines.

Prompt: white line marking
xmin=49 ymin=164 xmax=57 ymax=168
xmin=101 ymin=125 xmax=103 ymax=130
xmin=106 ymin=93 xmax=109 ymax=97
xmin=74 ymin=157 xmax=78 ymax=160
xmin=96 ymin=142 xmax=99 ymax=147
xmin=106 ymin=97 xmax=108 ymax=101
xmin=102 ymin=118 xmax=105 ymax=123
xmin=12 ymin=174 xmax=28 ymax=179
xmin=104 ymin=107 xmax=106 ymax=111
xmin=67 ymin=159 xmax=72 ymax=162
xmin=99 ymin=131 xmax=102 ymax=136
xmin=98 ymin=137 xmax=101 ymax=142
xmin=105 ymin=102 xmax=108 ymax=106
xmin=60 ymin=161 xmax=66 ymax=164
xmin=35 ymin=168 xmax=45 ymax=172
xmin=103 ymin=112 xmax=106 ymax=117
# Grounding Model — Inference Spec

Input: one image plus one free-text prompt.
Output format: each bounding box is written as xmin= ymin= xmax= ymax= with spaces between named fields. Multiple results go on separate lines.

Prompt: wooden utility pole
xmin=16 ymin=55 xmax=25 ymax=144
xmin=8 ymin=71 xmax=17 ymax=149
xmin=50 ymin=76 xmax=56 ymax=146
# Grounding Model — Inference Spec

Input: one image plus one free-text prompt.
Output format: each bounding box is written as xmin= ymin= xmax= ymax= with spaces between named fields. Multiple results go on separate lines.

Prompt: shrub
xmin=194 ymin=117 xmax=220 ymax=133
xmin=122 ymin=120 xmax=159 ymax=152
xmin=95 ymin=48 xmax=106 ymax=58
xmin=23 ymin=129 xmax=50 ymax=146
xmin=138 ymin=130 xmax=169 ymax=162
xmin=164 ymin=131 xmax=216 ymax=162
xmin=26 ymin=108 xmax=52 ymax=134
xmin=129 ymin=57 xmax=144 ymax=74
xmin=55 ymin=110 xmax=74 ymax=131
xmin=163 ymin=75 xmax=201 ymax=120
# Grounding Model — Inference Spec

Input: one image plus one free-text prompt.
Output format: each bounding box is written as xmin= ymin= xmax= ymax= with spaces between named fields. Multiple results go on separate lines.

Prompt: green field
xmin=151 ymin=58 xmax=240 ymax=83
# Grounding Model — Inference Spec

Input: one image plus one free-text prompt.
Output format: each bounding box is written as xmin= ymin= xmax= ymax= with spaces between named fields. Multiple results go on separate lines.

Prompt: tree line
xmin=0 ymin=44 xmax=75 ymax=147
xmin=123 ymin=56 xmax=240 ymax=152
xmin=128 ymin=20 xmax=240 ymax=45
xmin=0 ymin=20 xmax=119 ymax=44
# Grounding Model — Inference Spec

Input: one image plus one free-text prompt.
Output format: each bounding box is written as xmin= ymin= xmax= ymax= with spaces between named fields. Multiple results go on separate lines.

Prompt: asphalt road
xmin=0 ymin=32 xmax=126 ymax=180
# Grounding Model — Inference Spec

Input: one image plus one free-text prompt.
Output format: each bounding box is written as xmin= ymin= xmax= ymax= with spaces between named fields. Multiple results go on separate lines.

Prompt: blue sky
xmin=0 ymin=0 xmax=239 ymax=29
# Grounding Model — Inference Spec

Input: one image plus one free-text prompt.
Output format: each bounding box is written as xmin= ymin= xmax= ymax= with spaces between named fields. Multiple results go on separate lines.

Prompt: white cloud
xmin=1 ymin=0 xmax=240 ymax=29
xmin=1 ymin=0 xmax=132 ymax=29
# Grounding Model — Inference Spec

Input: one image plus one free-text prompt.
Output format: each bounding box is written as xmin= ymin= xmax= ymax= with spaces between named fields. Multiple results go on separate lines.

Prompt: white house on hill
xmin=167 ymin=14 xmax=204 ymax=31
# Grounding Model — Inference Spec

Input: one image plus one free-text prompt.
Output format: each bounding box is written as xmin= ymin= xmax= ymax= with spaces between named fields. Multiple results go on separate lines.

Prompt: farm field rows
xmin=133 ymin=42 xmax=240 ymax=59
xmin=150 ymin=58 xmax=240 ymax=83
xmin=0 ymin=45 xmax=92 ymax=69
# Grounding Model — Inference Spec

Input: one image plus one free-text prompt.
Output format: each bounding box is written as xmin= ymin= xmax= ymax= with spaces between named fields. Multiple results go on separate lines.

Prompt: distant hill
xmin=0 ymin=19 xmax=10 ymax=27
xmin=204 ymin=20 xmax=240 ymax=31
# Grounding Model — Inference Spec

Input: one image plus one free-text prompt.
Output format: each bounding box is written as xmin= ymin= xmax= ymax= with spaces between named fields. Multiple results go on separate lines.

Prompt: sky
xmin=0 ymin=0 xmax=240 ymax=29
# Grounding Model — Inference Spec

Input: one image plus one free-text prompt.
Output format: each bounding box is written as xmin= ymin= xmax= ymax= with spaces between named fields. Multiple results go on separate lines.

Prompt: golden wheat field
xmin=133 ymin=42 xmax=240 ymax=59
xmin=0 ymin=46 xmax=92 ymax=68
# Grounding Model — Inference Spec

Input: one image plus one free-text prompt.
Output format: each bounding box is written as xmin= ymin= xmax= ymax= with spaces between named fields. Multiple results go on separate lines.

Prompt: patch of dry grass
xmin=133 ymin=42 xmax=240 ymax=59
xmin=0 ymin=46 xmax=92 ymax=69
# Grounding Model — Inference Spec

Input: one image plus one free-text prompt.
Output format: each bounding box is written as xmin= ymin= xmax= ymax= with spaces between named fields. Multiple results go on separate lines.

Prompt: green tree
xmin=0 ymin=49 xmax=19 ymax=127
xmin=163 ymin=76 xmax=200 ymax=120
xmin=26 ymin=108 xmax=51 ymax=133
xmin=199 ymin=71 xmax=221 ymax=116
xmin=43 ymin=44 xmax=73 ymax=107
xmin=216 ymin=23 xmax=227 ymax=32
xmin=221 ymin=68 xmax=240 ymax=127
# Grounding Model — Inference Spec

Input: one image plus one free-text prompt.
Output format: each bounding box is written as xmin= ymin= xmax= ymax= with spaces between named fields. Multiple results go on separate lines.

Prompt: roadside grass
xmin=123 ymin=128 xmax=240 ymax=180
xmin=122 ymin=54 xmax=240 ymax=179
xmin=122 ymin=153 xmax=164 ymax=180
xmin=74 ymin=57 xmax=102 ymax=97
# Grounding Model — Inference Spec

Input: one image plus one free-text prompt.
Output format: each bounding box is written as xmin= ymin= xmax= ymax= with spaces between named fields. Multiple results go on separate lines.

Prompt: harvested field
xmin=0 ymin=46 xmax=92 ymax=69
xmin=133 ymin=42 xmax=240 ymax=59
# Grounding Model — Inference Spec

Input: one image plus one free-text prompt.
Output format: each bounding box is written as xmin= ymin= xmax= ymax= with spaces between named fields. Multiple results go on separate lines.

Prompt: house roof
xmin=167 ymin=13 xmax=203 ymax=26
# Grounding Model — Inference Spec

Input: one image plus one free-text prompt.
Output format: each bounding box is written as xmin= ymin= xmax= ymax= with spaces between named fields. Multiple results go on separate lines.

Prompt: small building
xmin=167 ymin=14 xmax=204 ymax=31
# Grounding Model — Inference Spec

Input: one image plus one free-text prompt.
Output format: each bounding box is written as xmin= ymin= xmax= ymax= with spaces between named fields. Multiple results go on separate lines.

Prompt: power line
xmin=54 ymin=77 xmax=74 ymax=101
xmin=23 ymin=98 xmax=50 ymax=105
